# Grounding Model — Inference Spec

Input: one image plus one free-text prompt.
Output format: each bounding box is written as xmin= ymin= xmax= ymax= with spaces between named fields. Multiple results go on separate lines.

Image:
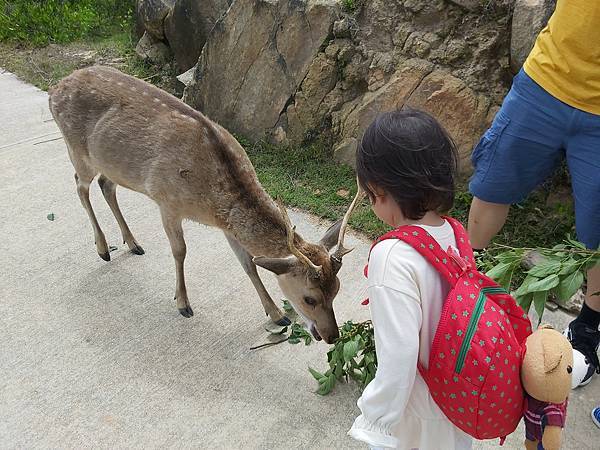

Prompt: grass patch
xmin=241 ymin=138 xmax=389 ymax=238
xmin=0 ymin=31 xmax=179 ymax=93
xmin=0 ymin=0 xmax=134 ymax=46
xmin=242 ymin=138 xmax=575 ymax=248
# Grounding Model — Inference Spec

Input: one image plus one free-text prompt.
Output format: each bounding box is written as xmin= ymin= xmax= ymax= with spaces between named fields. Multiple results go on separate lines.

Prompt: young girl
xmin=348 ymin=109 xmax=472 ymax=450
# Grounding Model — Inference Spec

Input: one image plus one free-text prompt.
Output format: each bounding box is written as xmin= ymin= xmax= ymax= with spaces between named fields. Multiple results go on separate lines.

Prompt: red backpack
xmin=365 ymin=217 xmax=532 ymax=441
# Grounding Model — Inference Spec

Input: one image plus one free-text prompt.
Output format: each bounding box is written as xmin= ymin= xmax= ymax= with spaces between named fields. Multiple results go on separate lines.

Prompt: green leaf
xmin=343 ymin=341 xmax=359 ymax=363
xmin=486 ymin=262 xmax=512 ymax=281
xmin=556 ymin=270 xmax=584 ymax=302
xmin=515 ymin=275 xmax=540 ymax=296
xmin=565 ymin=238 xmax=586 ymax=250
xmin=558 ymin=259 xmax=578 ymax=276
xmin=532 ymin=290 xmax=548 ymax=323
xmin=495 ymin=252 xmax=523 ymax=264
xmin=317 ymin=373 xmax=336 ymax=395
xmin=517 ymin=292 xmax=534 ymax=313
xmin=288 ymin=337 xmax=301 ymax=344
xmin=282 ymin=299 xmax=294 ymax=313
xmin=309 ymin=367 xmax=324 ymax=381
xmin=265 ymin=325 xmax=288 ymax=335
xmin=518 ymin=274 xmax=560 ymax=295
xmin=528 ymin=260 xmax=561 ymax=278
xmin=496 ymin=266 xmax=515 ymax=291
xmin=334 ymin=361 xmax=344 ymax=379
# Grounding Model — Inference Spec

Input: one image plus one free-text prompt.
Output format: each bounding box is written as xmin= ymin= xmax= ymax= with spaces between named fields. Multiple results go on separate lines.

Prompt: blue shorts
xmin=469 ymin=69 xmax=600 ymax=249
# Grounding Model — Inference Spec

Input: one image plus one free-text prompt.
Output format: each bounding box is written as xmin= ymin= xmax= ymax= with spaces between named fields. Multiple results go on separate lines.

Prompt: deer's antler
xmin=277 ymin=201 xmax=323 ymax=278
xmin=331 ymin=187 xmax=364 ymax=270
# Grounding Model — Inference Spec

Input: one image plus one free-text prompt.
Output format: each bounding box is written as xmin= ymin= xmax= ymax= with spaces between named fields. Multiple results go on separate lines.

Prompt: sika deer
xmin=48 ymin=66 xmax=361 ymax=343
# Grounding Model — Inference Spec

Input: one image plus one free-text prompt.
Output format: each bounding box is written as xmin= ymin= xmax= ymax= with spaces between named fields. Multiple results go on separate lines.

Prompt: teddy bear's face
xmin=521 ymin=326 xmax=573 ymax=404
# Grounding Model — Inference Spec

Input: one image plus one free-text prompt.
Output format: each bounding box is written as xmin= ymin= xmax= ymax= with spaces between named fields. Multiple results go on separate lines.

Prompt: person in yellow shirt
xmin=468 ymin=0 xmax=600 ymax=387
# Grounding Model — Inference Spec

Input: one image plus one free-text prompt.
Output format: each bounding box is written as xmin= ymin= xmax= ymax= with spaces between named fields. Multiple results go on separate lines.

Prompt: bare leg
xmin=98 ymin=175 xmax=144 ymax=255
xmin=524 ymin=438 xmax=538 ymax=450
xmin=75 ymin=173 xmax=110 ymax=261
xmin=160 ymin=208 xmax=193 ymax=318
xmin=586 ymin=263 xmax=600 ymax=311
xmin=468 ymin=197 xmax=511 ymax=249
xmin=225 ymin=234 xmax=291 ymax=326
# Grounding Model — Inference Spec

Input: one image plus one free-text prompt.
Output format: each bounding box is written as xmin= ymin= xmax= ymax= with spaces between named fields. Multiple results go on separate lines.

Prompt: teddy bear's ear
xmin=542 ymin=333 xmax=563 ymax=373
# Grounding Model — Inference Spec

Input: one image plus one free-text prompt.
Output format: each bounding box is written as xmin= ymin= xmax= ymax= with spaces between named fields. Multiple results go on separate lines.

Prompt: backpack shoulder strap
xmin=372 ymin=225 xmax=462 ymax=286
xmin=443 ymin=216 xmax=475 ymax=264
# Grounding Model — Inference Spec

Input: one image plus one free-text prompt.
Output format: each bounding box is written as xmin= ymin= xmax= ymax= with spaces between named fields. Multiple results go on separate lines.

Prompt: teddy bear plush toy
xmin=521 ymin=324 xmax=573 ymax=450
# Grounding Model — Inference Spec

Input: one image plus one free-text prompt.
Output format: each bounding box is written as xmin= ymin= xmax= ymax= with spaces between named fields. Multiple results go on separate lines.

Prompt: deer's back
xmin=49 ymin=66 xmax=275 ymax=228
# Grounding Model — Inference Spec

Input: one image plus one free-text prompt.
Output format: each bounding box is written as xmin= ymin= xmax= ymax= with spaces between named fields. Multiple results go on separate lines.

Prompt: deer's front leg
xmin=224 ymin=234 xmax=290 ymax=326
xmin=160 ymin=209 xmax=193 ymax=318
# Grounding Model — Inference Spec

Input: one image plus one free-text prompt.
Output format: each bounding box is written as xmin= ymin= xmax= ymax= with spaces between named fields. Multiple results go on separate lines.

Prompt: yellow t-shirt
xmin=523 ymin=0 xmax=600 ymax=115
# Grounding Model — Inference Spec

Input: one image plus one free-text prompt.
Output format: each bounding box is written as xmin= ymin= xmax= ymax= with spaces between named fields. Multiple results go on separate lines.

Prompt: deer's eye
xmin=304 ymin=296 xmax=317 ymax=307
xmin=567 ymin=365 xmax=572 ymax=374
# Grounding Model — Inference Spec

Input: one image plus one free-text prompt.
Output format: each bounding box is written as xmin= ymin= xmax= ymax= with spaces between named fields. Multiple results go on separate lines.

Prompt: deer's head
xmin=254 ymin=191 xmax=363 ymax=344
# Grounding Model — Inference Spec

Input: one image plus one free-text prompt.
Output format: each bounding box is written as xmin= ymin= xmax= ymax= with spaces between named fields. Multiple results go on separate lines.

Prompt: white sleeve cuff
xmin=348 ymin=414 xmax=398 ymax=448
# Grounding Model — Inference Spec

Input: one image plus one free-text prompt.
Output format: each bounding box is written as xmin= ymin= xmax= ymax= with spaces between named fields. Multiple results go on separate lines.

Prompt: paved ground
xmin=0 ymin=70 xmax=597 ymax=449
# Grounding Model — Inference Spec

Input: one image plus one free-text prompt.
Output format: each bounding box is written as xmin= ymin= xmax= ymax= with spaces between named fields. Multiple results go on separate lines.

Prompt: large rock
xmin=332 ymin=59 xmax=492 ymax=172
xmin=165 ymin=0 xmax=232 ymax=72
xmin=449 ymin=0 xmax=513 ymax=12
xmin=510 ymin=0 xmax=556 ymax=73
xmin=184 ymin=0 xmax=339 ymax=140
xmin=284 ymin=52 xmax=339 ymax=143
xmin=137 ymin=0 xmax=175 ymax=40
xmin=334 ymin=59 xmax=434 ymax=160
xmin=135 ymin=31 xmax=172 ymax=66
xmin=447 ymin=0 xmax=480 ymax=11
xmin=405 ymin=69 xmax=492 ymax=170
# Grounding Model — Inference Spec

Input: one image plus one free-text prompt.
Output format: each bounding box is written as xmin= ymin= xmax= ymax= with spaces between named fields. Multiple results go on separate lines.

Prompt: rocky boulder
xmin=405 ymin=69 xmax=492 ymax=169
xmin=135 ymin=31 xmax=171 ymax=66
xmin=447 ymin=0 xmax=480 ymax=10
xmin=510 ymin=0 xmax=556 ymax=73
xmin=164 ymin=0 xmax=232 ymax=72
xmin=183 ymin=0 xmax=339 ymax=140
xmin=137 ymin=0 xmax=175 ymax=40
xmin=331 ymin=59 xmax=492 ymax=170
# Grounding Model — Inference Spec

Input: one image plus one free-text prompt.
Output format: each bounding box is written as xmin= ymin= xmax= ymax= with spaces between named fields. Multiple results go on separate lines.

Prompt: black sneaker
xmin=564 ymin=321 xmax=600 ymax=387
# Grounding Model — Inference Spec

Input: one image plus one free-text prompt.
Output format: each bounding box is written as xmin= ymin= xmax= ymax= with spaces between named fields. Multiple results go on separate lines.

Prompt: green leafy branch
xmin=308 ymin=320 xmax=376 ymax=395
xmin=481 ymin=238 xmax=600 ymax=322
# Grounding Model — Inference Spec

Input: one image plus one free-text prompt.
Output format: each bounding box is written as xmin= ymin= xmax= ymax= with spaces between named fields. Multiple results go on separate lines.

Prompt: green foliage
xmin=484 ymin=239 xmax=600 ymax=323
xmin=243 ymin=140 xmax=389 ymax=239
xmin=0 ymin=0 xmax=134 ymax=46
xmin=288 ymin=323 xmax=314 ymax=345
xmin=308 ymin=320 xmax=376 ymax=395
xmin=340 ymin=0 xmax=357 ymax=12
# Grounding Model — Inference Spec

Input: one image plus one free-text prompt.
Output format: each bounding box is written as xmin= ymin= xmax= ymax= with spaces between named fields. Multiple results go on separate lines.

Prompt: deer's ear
xmin=319 ymin=219 xmax=343 ymax=251
xmin=253 ymin=256 xmax=296 ymax=275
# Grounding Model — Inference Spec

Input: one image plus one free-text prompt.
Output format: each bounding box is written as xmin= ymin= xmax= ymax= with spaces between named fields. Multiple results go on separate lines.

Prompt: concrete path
xmin=0 ymin=70 xmax=597 ymax=449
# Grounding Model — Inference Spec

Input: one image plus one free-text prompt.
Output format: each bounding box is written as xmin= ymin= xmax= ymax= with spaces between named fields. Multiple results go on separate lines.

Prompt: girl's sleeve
xmin=348 ymin=246 xmax=422 ymax=448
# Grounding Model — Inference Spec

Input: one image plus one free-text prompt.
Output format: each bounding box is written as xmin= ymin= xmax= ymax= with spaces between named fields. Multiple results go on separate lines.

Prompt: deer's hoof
xmin=275 ymin=316 xmax=291 ymax=326
xmin=99 ymin=251 xmax=111 ymax=262
xmin=131 ymin=244 xmax=145 ymax=255
xmin=178 ymin=306 xmax=194 ymax=318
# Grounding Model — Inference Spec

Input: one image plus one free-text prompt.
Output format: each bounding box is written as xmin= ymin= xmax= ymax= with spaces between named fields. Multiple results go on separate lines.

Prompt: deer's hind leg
xmin=98 ymin=175 xmax=144 ymax=256
xmin=224 ymin=233 xmax=291 ymax=326
xmin=74 ymin=172 xmax=111 ymax=261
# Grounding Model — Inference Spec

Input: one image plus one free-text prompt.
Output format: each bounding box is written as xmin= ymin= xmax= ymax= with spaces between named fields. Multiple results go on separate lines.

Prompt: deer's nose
xmin=325 ymin=328 xmax=339 ymax=344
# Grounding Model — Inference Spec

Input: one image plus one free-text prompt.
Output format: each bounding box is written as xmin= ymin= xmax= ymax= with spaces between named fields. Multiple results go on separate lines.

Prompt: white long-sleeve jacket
xmin=348 ymin=221 xmax=472 ymax=450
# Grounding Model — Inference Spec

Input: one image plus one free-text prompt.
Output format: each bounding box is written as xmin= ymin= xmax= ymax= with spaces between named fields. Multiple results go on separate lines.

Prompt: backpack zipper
xmin=455 ymin=286 xmax=506 ymax=374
